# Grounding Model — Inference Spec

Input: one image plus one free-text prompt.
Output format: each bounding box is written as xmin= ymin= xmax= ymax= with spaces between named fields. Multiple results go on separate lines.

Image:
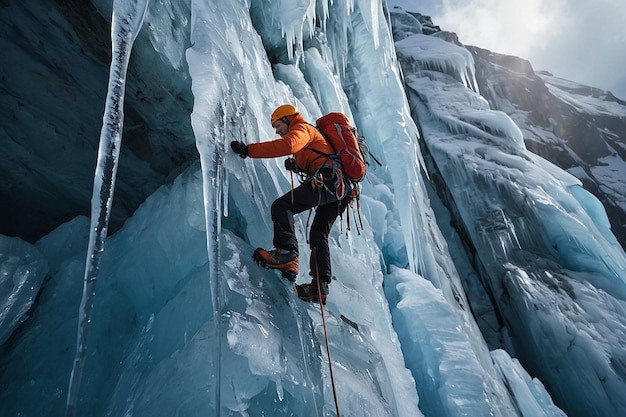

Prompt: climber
xmin=230 ymin=104 xmax=350 ymax=304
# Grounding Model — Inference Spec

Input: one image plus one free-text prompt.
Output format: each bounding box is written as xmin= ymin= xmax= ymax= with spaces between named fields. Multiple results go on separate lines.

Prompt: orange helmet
xmin=270 ymin=104 xmax=299 ymax=125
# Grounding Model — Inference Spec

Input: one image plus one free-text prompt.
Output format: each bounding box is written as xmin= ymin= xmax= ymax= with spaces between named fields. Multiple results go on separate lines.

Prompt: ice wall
xmin=177 ymin=0 xmax=430 ymax=415
xmin=0 ymin=1 xmax=593 ymax=417
xmin=393 ymin=8 xmax=626 ymax=416
xmin=0 ymin=236 xmax=48 ymax=345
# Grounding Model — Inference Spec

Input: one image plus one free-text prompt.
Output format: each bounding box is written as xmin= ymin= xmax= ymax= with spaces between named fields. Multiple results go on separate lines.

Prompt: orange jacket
xmin=247 ymin=114 xmax=334 ymax=175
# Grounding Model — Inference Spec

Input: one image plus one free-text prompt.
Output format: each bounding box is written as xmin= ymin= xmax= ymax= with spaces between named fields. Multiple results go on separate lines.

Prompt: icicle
xmin=203 ymin=104 xmax=226 ymax=415
xmin=197 ymin=95 xmax=245 ymax=415
xmin=64 ymin=1 xmax=149 ymax=417
xmin=356 ymin=0 xmax=381 ymax=49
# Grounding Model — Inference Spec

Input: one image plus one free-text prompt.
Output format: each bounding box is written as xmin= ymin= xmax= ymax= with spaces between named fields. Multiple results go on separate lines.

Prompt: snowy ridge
xmin=395 ymin=33 xmax=479 ymax=92
xmin=538 ymin=72 xmax=626 ymax=117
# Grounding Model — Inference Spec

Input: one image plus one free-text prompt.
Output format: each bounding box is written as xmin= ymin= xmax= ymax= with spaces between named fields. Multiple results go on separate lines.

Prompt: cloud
xmin=435 ymin=0 xmax=556 ymax=59
xmin=527 ymin=0 xmax=626 ymax=99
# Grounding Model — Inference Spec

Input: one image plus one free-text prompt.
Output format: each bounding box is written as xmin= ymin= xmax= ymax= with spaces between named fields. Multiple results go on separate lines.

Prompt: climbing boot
xmin=253 ymin=248 xmax=299 ymax=282
xmin=294 ymin=279 xmax=329 ymax=304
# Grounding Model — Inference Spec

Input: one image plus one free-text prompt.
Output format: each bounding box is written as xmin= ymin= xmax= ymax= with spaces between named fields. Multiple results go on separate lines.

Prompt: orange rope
xmin=313 ymin=249 xmax=341 ymax=417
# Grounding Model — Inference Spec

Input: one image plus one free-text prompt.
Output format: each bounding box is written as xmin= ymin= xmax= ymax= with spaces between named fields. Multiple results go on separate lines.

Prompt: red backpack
xmin=311 ymin=112 xmax=382 ymax=235
xmin=314 ymin=112 xmax=366 ymax=182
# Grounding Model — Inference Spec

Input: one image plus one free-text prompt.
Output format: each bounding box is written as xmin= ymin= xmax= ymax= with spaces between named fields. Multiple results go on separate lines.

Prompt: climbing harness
xmin=289 ymin=115 xmax=382 ymax=240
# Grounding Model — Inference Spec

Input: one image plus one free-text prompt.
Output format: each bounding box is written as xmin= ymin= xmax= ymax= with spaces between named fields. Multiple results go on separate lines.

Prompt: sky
xmin=387 ymin=0 xmax=626 ymax=100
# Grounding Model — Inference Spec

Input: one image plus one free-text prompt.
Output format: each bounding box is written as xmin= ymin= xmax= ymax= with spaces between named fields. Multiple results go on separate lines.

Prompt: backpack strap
xmin=309 ymin=148 xmax=333 ymax=157
xmin=308 ymin=148 xmax=333 ymax=166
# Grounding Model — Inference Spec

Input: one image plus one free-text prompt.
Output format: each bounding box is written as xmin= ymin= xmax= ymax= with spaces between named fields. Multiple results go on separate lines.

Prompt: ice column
xmin=64 ymin=1 xmax=149 ymax=416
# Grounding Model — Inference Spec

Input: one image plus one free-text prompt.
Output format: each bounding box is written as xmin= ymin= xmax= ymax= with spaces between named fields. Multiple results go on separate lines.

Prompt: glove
xmin=230 ymin=141 xmax=248 ymax=158
xmin=284 ymin=157 xmax=296 ymax=171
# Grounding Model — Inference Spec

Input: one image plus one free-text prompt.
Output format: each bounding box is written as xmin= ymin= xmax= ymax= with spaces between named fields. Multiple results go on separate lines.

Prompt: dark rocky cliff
xmin=1 ymin=0 xmax=196 ymax=242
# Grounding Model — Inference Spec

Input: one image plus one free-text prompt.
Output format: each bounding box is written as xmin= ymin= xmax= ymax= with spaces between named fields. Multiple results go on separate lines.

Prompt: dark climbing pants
xmin=271 ymin=173 xmax=350 ymax=282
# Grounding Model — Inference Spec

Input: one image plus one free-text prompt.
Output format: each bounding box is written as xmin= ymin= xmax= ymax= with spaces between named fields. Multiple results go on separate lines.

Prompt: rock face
xmin=469 ymin=45 xmax=626 ymax=248
xmin=0 ymin=0 xmax=197 ymax=242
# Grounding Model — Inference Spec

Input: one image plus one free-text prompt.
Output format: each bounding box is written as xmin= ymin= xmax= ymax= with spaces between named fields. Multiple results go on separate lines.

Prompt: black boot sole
xmin=293 ymin=286 xmax=327 ymax=304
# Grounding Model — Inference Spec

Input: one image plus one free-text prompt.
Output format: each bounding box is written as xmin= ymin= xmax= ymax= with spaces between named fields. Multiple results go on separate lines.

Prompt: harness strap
xmin=305 ymin=208 xmax=314 ymax=245
xmin=345 ymin=203 xmax=351 ymax=236
xmin=290 ymin=160 xmax=295 ymax=212
xmin=333 ymin=167 xmax=346 ymax=200
xmin=347 ymin=185 xmax=362 ymax=236
xmin=355 ymin=192 xmax=364 ymax=233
